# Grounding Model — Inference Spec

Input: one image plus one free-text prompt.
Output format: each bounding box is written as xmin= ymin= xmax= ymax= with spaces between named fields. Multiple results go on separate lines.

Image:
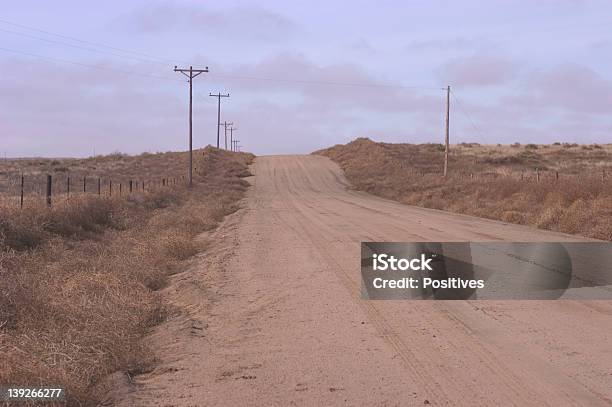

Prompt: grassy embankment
xmin=0 ymin=147 xmax=254 ymax=405
xmin=315 ymin=138 xmax=612 ymax=241
xmin=0 ymin=149 xmax=200 ymax=198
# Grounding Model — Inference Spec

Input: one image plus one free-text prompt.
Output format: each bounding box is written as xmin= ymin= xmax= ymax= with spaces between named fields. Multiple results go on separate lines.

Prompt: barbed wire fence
xmin=0 ymin=171 xmax=195 ymax=208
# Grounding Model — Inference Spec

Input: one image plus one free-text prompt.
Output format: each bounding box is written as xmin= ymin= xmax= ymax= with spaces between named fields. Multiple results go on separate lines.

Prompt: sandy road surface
xmin=114 ymin=155 xmax=612 ymax=406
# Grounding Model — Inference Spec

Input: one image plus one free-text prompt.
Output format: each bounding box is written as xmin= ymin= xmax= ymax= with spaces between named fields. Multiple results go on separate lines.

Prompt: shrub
xmin=0 ymin=147 xmax=255 ymax=405
xmin=0 ymin=214 xmax=46 ymax=250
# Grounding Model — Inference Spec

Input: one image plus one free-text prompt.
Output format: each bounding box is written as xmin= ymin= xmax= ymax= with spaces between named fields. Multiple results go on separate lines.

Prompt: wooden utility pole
xmin=222 ymin=121 xmax=233 ymax=150
xmin=46 ymin=175 xmax=52 ymax=207
xmin=209 ymin=92 xmax=230 ymax=148
xmin=20 ymin=174 xmax=24 ymax=209
xmin=174 ymin=65 xmax=209 ymax=188
xmin=444 ymin=85 xmax=450 ymax=177
xmin=229 ymin=126 xmax=237 ymax=151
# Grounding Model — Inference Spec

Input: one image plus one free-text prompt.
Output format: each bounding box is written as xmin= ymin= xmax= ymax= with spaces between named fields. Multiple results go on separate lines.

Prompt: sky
xmin=1 ymin=0 xmax=611 ymax=157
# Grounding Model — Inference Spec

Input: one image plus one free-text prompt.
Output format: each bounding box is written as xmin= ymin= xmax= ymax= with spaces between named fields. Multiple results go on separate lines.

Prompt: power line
xmin=0 ymin=27 xmax=169 ymax=65
xmin=0 ymin=17 xmax=436 ymax=95
xmin=208 ymin=73 xmax=445 ymax=90
xmin=0 ymin=17 xmax=444 ymax=92
xmin=0 ymin=18 xmax=186 ymax=65
xmin=450 ymin=90 xmax=486 ymax=140
xmin=0 ymin=46 xmax=181 ymax=82
xmin=1 ymin=42 xmax=447 ymax=96
xmin=0 ymin=42 xmax=443 ymax=91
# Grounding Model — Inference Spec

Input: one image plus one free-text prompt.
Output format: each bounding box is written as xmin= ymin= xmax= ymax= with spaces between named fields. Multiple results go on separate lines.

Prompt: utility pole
xmin=233 ymin=140 xmax=240 ymax=152
xmin=209 ymin=92 xmax=230 ymax=148
xmin=222 ymin=121 xmax=233 ymax=150
xmin=174 ymin=65 xmax=209 ymax=187
xmin=444 ymin=85 xmax=450 ymax=177
xmin=229 ymin=126 xmax=237 ymax=151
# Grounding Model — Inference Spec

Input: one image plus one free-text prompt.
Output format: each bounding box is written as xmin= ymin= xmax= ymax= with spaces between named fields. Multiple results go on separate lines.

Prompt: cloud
xmin=0 ymin=50 xmax=450 ymax=156
xmin=405 ymin=38 xmax=472 ymax=51
xmin=434 ymin=63 xmax=612 ymax=144
xmin=2 ymin=50 xmax=608 ymax=158
xmin=205 ymin=53 xmax=450 ymax=153
xmin=508 ymin=64 xmax=612 ymax=114
xmin=347 ymin=38 xmax=377 ymax=53
xmin=437 ymin=54 xmax=519 ymax=87
xmin=210 ymin=52 xmax=444 ymax=115
xmin=0 ymin=56 xmax=185 ymax=156
xmin=123 ymin=2 xmax=295 ymax=40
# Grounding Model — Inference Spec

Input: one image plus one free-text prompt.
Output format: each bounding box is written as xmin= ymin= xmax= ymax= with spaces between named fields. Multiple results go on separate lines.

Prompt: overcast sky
xmin=1 ymin=0 xmax=611 ymax=157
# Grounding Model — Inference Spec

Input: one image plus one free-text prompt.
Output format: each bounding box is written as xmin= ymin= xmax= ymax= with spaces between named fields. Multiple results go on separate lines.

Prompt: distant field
xmin=315 ymin=138 xmax=612 ymax=241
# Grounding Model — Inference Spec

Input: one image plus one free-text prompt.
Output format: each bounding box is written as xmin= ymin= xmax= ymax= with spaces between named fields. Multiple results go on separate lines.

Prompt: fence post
xmin=536 ymin=168 xmax=540 ymax=182
xmin=83 ymin=176 xmax=86 ymax=193
xmin=109 ymin=180 xmax=112 ymax=196
xmin=555 ymin=171 xmax=559 ymax=181
xmin=46 ymin=175 xmax=52 ymax=207
xmin=98 ymin=178 xmax=101 ymax=195
xmin=20 ymin=174 xmax=24 ymax=209
xmin=119 ymin=183 xmax=122 ymax=196
xmin=67 ymin=177 xmax=70 ymax=198
xmin=142 ymin=180 xmax=145 ymax=191
xmin=129 ymin=180 xmax=133 ymax=193
xmin=163 ymin=178 xmax=166 ymax=187
xmin=603 ymin=169 xmax=607 ymax=181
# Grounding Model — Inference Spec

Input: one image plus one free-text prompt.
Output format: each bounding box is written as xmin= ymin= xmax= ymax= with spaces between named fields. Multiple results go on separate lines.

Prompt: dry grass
xmin=0 ymin=146 xmax=254 ymax=405
xmin=315 ymin=138 xmax=612 ymax=241
xmin=0 ymin=150 xmax=194 ymax=198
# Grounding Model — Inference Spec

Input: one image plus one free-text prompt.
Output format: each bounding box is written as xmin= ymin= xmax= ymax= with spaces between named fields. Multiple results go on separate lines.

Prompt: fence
xmin=399 ymin=166 xmax=608 ymax=183
xmin=0 ymin=172 xmax=189 ymax=208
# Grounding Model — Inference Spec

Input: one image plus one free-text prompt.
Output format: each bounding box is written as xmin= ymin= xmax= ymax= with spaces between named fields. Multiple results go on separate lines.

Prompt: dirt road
xmin=115 ymin=155 xmax=612 ymax=406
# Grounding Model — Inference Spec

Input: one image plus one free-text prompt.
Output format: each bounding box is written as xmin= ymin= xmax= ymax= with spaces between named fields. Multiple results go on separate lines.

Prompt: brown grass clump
xmin=0 ymin=146 xmax=254 ymax=405
xmin=315 ymin=138 xmax=612 ymax=240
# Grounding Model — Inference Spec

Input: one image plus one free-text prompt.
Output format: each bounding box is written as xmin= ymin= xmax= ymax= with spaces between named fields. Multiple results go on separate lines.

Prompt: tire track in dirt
xmin=115 ymin=155 xmax=612 ymax=406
